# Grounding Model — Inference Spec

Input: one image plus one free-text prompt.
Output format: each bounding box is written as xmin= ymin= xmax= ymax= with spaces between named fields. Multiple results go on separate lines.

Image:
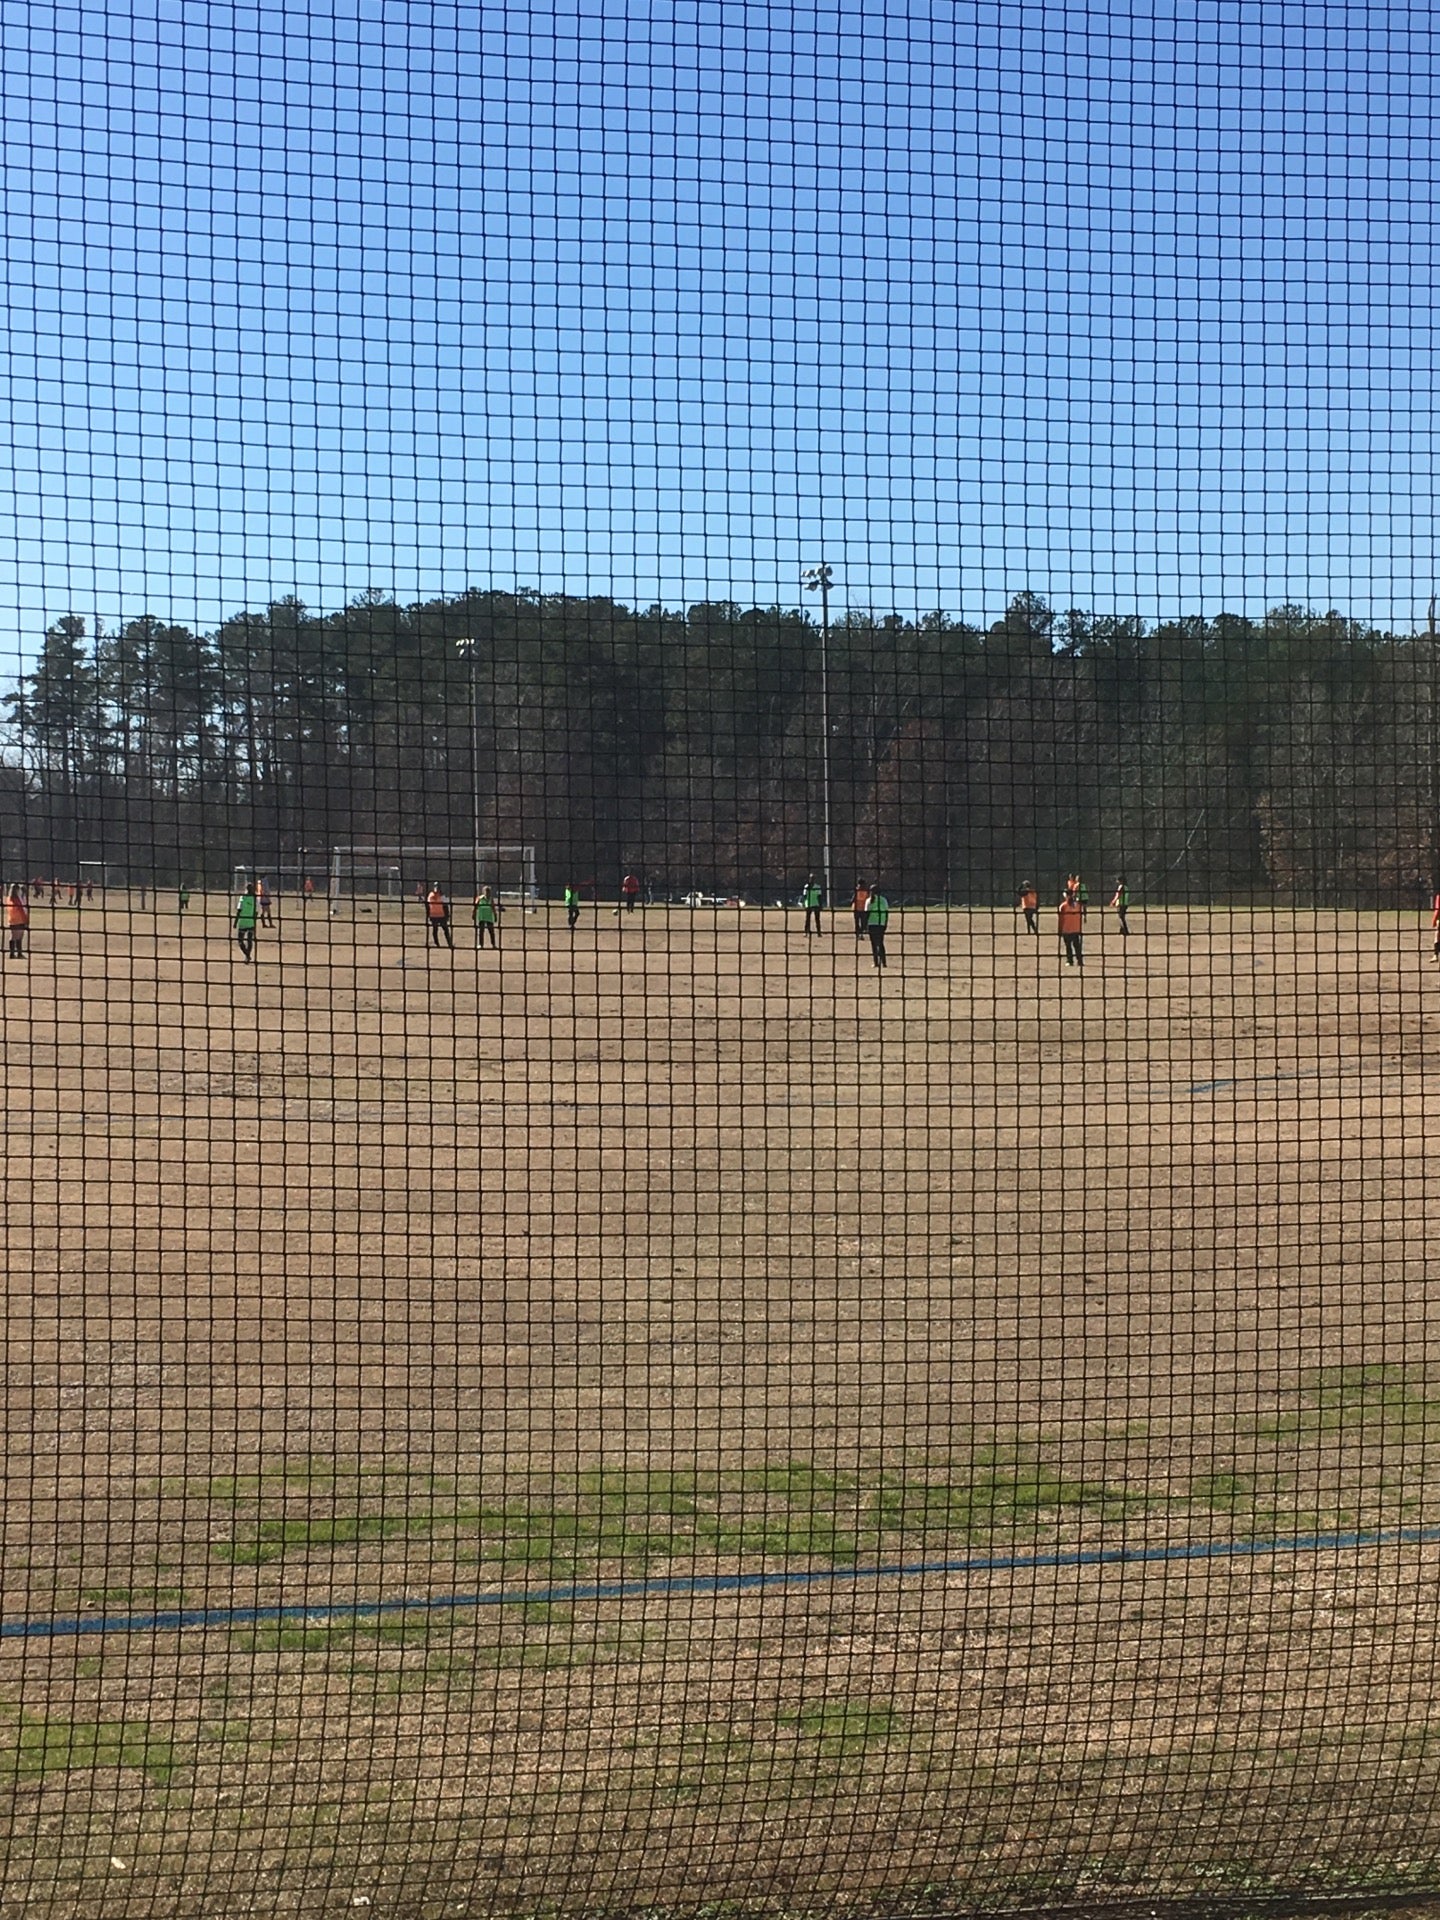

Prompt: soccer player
xmin=426 ymin=884 xmax=454 ymax=949
xmin=801 ymin=876 xmax=823 ymax=934
xmin=851 ymin=882 xmax=869 ymax=939
xmin=256 ymin=876 xmax=274 ymax=927
xmin=1430 ymin=885 xmax=1440 ymax=962
xmin=865 ymin=883 xmax=890 ymax=968
xmin=621 ymin=871 xmax=641 ymax=913
xmin=1059 ymin=879 xmax=1085 ymax=967
xmin=473 ymin=886 xmax=500 ymax=949
xmin=1016 ymin=881 xmax=1039 ymax=934
xmin=178 ymin=883 xmax=191 ymax=912
xmin=6 ymin=885 xmax=28 ymax=959
xmin=235 ymin=882 xmax=259 ymax=963
xmin=564 ymin=884 xmax=581 ymax=930
xmin=1109 ymin=875 xmax=1130 ymax=935
xmin=303 ymin=876 xmax=315 ymax=908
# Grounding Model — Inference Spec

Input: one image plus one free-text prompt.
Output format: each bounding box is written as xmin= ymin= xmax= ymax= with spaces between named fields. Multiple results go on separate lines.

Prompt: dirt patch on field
xmin=5 ymin=902 xmax=1440 ymax=1915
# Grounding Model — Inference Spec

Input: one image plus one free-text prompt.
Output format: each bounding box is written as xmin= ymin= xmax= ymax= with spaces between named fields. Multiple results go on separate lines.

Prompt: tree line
xmin=3 ymin=585 xmax=1436 ymax=905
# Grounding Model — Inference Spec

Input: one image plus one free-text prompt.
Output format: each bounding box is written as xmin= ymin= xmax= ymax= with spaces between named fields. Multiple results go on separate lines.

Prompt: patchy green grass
xmin=1261 ymin=1362 xmax=1440 ymax=1440
xmin=192 ymin=1449 xmax=1148 ymax=1580
xmin=0 ymin=1710 xmax=180 ymax=1785
xmin=781 ymin=1699 xmax=904 ymax=1762
xmin=126 ymin=1376 xmax=1440 ymax=1603
xmin=79 ymin=1583 xmax=189 ymax=1610
xmin=872 ymin=1453 xmax=1137 ymax=1544
xmin=642 ymin=1700 xmax=904 ymax=1806
xmin=213 ymin=1511 xmax=422 ymax=1567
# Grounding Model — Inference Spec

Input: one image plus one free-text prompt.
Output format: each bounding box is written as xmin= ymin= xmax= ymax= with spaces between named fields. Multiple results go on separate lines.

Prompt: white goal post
xmin=329 ymin=844 xmax=538 ymax=906
xmin=233 ymin=864 xmax=325 ymax=897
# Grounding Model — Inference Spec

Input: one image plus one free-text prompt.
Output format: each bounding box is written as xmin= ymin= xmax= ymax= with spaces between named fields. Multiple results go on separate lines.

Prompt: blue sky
xmin=0 ymin=0 xmax=1435 ymax=669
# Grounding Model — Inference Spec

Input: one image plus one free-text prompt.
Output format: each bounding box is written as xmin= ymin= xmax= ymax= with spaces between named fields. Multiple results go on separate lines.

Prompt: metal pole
xmin=471 ymin=650 xmax=481 ymax=896
xmin=803 ymin=563 xmax=835 ymax=911
xmin=457 ymin=638 xmax=482 ymax=895
xmin=1429 ymin=595 xmax=1438 ymax=901
xmin=819 ymin=570 xmax=833 ymax=913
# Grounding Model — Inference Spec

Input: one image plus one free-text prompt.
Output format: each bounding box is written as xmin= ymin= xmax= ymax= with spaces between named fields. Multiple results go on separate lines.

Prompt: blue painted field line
xmin=1188 ymin=1061 xmax=1408 ymax=1094
xmin=9 ymin=1523 xmax=1440 ymax=1642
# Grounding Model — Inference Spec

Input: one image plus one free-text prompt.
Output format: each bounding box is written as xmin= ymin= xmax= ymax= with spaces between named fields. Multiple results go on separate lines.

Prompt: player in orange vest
xmin=1430 ymin=887 xmax=1440 ymax=962
xmin=6 ymin=885 xmax=28 ymax=959
xmin=1058 ymin=880 xmax=1085 ymax=967
xmin=621 ymin=871 xmax=641 ymax=913
xmin=426 ymin=884 xmax=454 ymax=949
xmin=1016 ymin=881 xmax=1039 ymax=934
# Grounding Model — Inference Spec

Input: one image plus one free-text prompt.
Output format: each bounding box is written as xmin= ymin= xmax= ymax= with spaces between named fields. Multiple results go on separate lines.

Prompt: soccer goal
xmin=232 ymin=864 xmax=325 ymax=898
xmin=329 ymin=844 xmax=538 ymax=907
xmin=78 ymin=860 xmax=129 ymax=890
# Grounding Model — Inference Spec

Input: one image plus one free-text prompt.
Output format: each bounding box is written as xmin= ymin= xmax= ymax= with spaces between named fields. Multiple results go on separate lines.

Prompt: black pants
xmin=1062 ymin=932 xmax=1083 ymax=966
xmin=868 ymin=925 xmax=887 ymax=968
xmin=567 ymin=905 xmax=580 ymax=928
xmin=624 ymin=896 xmax=637 ymax=912
xmin=1023 ymin=908 xmax=1038 ymax=934
xmin=854 ymin=912 xmax=866 ymax=938
xmin=430 ymin=918 xmax=453 ymax=948
xmin=237 ymin=926 xmax=255 ymax=962
xmin=7 ymin=933 xmax=23 ymax=958
xmin=803 ymin=907 xmax=822 ymax=933
xmin=476 ymin=922 xmax=498 ymax=948
xmin=1116 ymin=907 xmax=1129 ymax=935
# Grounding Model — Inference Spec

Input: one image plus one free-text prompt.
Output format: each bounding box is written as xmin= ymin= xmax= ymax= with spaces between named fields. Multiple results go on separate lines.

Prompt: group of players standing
xmin=2 ymin=867 xmax=1127 ymax=972
xmin=799 ymin=879 xmax=893 ymax=966
xmin=1015 ymin=875 xmax=1131 ymax=967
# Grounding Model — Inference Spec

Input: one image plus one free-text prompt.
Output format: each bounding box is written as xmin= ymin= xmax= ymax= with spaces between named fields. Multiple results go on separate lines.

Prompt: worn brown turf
xmin=4 ymin=900 xmax=1439 ymax=1916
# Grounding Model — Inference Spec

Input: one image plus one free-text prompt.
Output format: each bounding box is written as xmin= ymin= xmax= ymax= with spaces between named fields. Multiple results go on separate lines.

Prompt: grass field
xmin=6 ymin=896 xmax=1440 ymax=1917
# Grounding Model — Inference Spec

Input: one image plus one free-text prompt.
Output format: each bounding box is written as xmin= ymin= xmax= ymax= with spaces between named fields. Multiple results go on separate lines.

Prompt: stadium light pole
xmin=1429 ymin=594 xmax=1439 ymax=905
xmin=802 ymin=563 xmax=834 ymax=911
xmin=455 ymin=636 xmax=482 ymax=895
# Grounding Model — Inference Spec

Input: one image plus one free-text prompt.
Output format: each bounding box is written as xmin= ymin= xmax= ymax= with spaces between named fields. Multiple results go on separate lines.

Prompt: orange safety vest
xmin=1058 ymin=898 xmax=1084 ymax=934
xmin=1020 ymin=888 xmax=1037 ymax=909
xmin=427 ymin=891 xmax=447 ymax=919
xmin=852 ymin=887 xmax=869 ymax=912
xmin=6 ymin=898 xmax=27 ymax=927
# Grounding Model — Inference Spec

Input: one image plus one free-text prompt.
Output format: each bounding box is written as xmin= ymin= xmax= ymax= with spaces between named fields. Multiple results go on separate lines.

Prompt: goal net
xmin=329 ymin=844 xmax=538 ymax=907
xmin=77 ymin=861 xmax=129 ymax=890
xmin=232 ymin=864 xmax=326 ymax=897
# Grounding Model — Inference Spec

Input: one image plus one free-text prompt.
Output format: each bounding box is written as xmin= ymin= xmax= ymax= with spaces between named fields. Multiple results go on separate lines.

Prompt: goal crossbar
xmin=329 ymin=844 xmax=537 ymax=901
xmin=233 ymin=864 xmax=324 ymax=896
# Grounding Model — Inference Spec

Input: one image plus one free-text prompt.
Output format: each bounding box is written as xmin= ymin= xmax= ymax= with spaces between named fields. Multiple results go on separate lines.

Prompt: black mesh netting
xmin=4 ymin=2 xmax=1440 ymax=1915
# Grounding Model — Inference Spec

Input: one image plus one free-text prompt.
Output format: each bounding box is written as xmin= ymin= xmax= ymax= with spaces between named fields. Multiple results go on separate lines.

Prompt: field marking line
xmin=1188 ymin=1060 xmax=1413 ymax=1094
xmin=11 ymin=1523 xmax=1440 ymax=1641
